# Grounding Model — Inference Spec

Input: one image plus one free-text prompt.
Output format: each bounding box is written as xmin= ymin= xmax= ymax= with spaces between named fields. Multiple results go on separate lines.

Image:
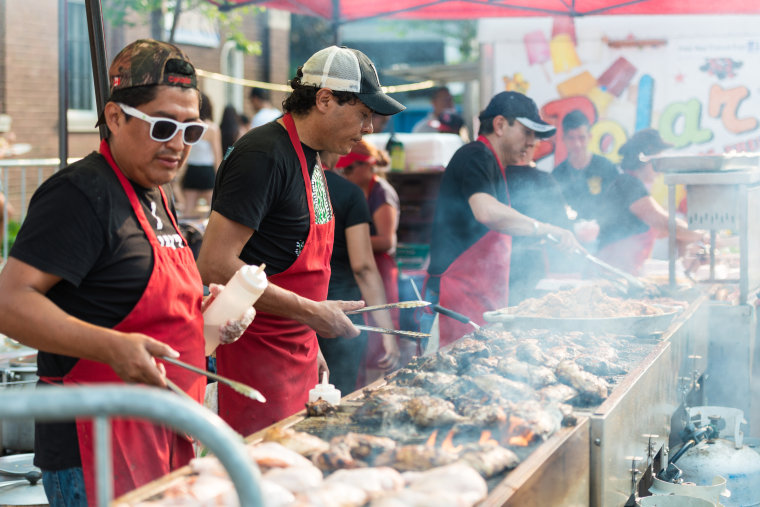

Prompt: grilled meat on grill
xmin=555 ymin=359 xmax=609 ymax=402
xmin=261 ymin=426 xmax=330 ymax=457
xmin=330 ymin=432 xmax=397 ymax=461
xmin=496 ymin=357 xmax=558 ymax=388
xmin=374 ymin=444 xmax=459 ymax=472
xmin=406 ymin=396 xmax=465 ymax=427
xmin=575 ymin=355 xmax=626 ymax=377
xmin=538 ymin=383 xmax=579 ymax=403
xmin=458 ymin=442 xmax=521 ymax=477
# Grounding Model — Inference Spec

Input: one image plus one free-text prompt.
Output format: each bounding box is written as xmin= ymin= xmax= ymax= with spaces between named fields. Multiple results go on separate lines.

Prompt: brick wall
xmin=1 ymin=2 xmax=290 ymax=216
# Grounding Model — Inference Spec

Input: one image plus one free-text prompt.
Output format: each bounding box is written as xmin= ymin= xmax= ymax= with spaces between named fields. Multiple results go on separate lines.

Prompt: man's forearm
xmin=254 ymin=282 xmax=318 ymax=323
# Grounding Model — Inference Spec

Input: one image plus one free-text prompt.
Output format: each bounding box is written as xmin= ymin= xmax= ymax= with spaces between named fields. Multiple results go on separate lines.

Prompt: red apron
xmin=217 ymin=113 xmax=334 ymax=436
xmin=428 ymin=136 xmax=512 ymax=348
xmin=42 ymin=139 xmax=205 ymax=503
xmin=597 ymin=228 xmax=658 ymax=276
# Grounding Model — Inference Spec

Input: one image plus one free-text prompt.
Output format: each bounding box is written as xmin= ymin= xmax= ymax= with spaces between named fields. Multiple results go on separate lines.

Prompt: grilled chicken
xmin=496 ymin=357 xmax=558 ymax=388
xmin=575 ymin=355 xmax=626 ymax=377
xmin=313 ymin=441 xmax=363 ymax=472
xmin=458 ymin=442 xmax=521 ymax=477
xmin=330 ymin=432 xmax=397 ymax=461
xmin=470 ymin=374 xmax=536 ymax=402
xmin=555 ymin=359 xmax=609 ymax=402
xmin=515 ymin=340 xmax=558 ymax=368
xmin=508 ymin=400 xmax=563 ymax=441
xmin=306 ymin=398 xmax=338 ymax=417
xmin=538 ymin=383 xmax=579 ymax=404
xmin=405 ymin=396 xmax=465 ymax=427
xmin=374 ymin=444 xmax=459 ymax=472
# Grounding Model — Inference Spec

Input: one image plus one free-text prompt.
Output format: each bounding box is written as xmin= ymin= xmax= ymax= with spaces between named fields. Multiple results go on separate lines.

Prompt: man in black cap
xmin=425 ymin=91 xmax=580 ymax=347
xmin=197 ymin=45 xmax=404 ymax=436
xmin=0 ymin=39 xmax=253 ymax=505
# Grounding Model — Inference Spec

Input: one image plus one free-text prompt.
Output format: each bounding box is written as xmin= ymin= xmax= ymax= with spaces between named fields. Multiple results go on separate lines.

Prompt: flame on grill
xmin=441 ymin=429 xmax=462 ymax=453
xmin=505 ymin=416 xmax=536 ymax=447
xmin=425 ymin=429 xmax=438 ymax=447
xmin=478 ymin=430 xmax=500 ymax=447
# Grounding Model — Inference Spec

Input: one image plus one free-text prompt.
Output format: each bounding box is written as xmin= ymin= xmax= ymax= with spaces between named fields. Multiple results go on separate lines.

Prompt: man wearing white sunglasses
xmin=0 ymin=39 xmax=253 ymax=506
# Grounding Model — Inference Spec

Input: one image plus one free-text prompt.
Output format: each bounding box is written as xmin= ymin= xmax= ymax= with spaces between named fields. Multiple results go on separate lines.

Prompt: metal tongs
xmin=545 ymin=233 xmax=655 ymax=295
xmin=345 ymin=301 xmax=432 ymax=339
xmin=161 ymin=355 xmax=266 ymax=403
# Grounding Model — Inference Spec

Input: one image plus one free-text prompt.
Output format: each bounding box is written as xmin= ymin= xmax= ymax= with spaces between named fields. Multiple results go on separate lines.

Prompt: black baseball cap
xmin=301 ymin=46 xmax=405 ymax=116
xmin=479 ymin=91 xmax=556 ymax=138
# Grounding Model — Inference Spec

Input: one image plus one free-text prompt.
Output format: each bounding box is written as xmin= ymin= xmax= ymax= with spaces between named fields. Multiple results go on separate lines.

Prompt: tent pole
xmin=58 ymin=0 xmax=69 ymax=170
xmin=332 ymin=0 xmax=341 ymax=45
xmin=84 ymin=0 xmax=110 ymax=140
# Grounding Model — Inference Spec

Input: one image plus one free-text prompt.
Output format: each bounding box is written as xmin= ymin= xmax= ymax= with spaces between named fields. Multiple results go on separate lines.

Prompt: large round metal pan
xmin=481 ymin=308 xmax=681 ymax=335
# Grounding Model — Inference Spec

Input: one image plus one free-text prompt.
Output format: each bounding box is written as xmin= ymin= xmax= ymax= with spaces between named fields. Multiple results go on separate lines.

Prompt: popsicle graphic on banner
xmin=523 ymin=30 xmax=552 ymax=81
xmin=550 ymin=16 xmax=581 ymax=74
xmin=598 ymin=57 xmax=637 ymax=97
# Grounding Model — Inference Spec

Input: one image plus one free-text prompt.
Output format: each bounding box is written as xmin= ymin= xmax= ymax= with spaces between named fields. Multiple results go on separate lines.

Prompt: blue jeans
xmin=42 ymin=467 xmax=86 ymax=507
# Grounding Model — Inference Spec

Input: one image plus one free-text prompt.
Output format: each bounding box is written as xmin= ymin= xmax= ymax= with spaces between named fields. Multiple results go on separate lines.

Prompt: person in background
xmin=249 ymin=87 xmax=281 ymax=128
xmin=426 ymin=91 xmax=580 ymax=347
xmin=437 ymin=110 xmax=470 ymax=142
xmin=371 ymin=112 xmax=391 ymax=134
xmin=336 ymin=139 xmax=404 ymax=383
xmin=318 ymin=151 xmax=399 ymax=393
xmin=505 ymin=145 xmax=573 ymax=304
xmin=597 ymin=128 xmax=704 ymax=275
xmin=552 ymin=109 xmax=620 ymax=230
xmin=0 ymin=39 xmax=253 ymax=506
xmin=220 ymin=105 xmax=248 ymax=155
xmin=412 ymin=86 xmax=455 ymax=133
xmin=196 ymin=45 xmax=404 ymax=436
xmin=179 ymin=93 xmax=222 ymax=217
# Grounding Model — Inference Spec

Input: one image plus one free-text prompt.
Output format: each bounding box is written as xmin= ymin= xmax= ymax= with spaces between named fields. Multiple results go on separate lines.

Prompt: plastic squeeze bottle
xmin=308 ymin=371 xmax=341 ymax=406
xmin=203 ymin=263 xmax=267 ymax=355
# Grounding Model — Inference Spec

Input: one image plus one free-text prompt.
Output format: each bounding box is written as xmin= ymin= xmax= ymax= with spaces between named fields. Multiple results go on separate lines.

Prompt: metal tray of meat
xmin=481 ymin=308 xmax=681 ymax=336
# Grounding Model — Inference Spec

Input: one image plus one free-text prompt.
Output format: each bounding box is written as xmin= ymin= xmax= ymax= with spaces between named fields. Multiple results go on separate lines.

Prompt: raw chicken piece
xmin=555 ymin=359 xmax=609 ymax=402
xmin=189 ymin=456 xmax=227 ymax=477
xmin=261 ymin=426 xmax=330 ymax=457
xmin=294 ymin=481 xmax=369 ymax=507
xmin=369 ymin=489 xmax=466 ymax=507
xmin=263 ymin=465 xmax=323 ymax=493
xmin=404 ymin=463 xmax=488 ymax=506
xmin=324 ymin=467 xmax=404 ymax=498
xmin=406 ymin=396 xmax=465 ymax=427
xmin=260 ymin=479 xmax=297 ymax=507
xmin=247 ymin=441 xmax=314 ymax=469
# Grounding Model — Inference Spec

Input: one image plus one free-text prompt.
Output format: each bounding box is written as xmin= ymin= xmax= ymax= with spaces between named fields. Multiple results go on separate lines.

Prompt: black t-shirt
xmin=597 ymin=172 xmax=651 ymax=249
xmin=506 ymin=164 xmax=573 ymax=304
xmin=10 ymin=151 xmax=181 ymax=470
xmin=428 ymin=141 xmax=509 ymax=284
xmin=211 ymin=122 xmax=333 ymax=276
xmin=324 ymin=171 xmax=371 ymax=299
xmin=552 ymin=154 xmax=620 ymax=221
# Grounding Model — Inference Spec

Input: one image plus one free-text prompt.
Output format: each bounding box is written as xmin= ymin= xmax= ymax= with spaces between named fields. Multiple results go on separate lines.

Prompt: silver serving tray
xmin=482 ymin=308 xmax=680 ymax=335
xmin=644 ymin=152 xmax=760 ymax=173
xmin=0 ymin=454 xmax=39 ymax=476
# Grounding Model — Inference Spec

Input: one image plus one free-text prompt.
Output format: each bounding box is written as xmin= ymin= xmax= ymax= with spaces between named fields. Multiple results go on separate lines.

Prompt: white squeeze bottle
xmin=203 ymin=263 xmax=267 ymax=355
xmin=309 ymin=371 xmax=341 ymax=406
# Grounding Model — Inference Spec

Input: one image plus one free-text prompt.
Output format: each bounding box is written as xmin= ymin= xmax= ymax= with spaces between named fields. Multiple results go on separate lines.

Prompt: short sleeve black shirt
xmin=10 ymin=151 xmax=182 ymax=470
xmin=597 ymin=172 xmax=651 ymax=249
xmin=552 ymin=154 xmax=620 ymax=221
xmin=428 ymin=141 xmax=509 ymax=279
xmin=211 ymin=122 xmax=333 ymax=276
xmin=324 ymin=171 xmax=371 ymax=299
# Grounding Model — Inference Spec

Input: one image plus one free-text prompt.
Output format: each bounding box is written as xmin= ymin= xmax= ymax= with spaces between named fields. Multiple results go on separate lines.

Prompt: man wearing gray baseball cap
xmin=197 ymin=45 xmax=404 ymax=436
xmin=425 ymin=91 xmax=581 ymax=347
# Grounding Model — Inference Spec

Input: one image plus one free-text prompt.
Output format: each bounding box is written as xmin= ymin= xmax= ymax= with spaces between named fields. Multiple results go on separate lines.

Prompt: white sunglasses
xmin=117 ymin=103 xmax=208 ymax=145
